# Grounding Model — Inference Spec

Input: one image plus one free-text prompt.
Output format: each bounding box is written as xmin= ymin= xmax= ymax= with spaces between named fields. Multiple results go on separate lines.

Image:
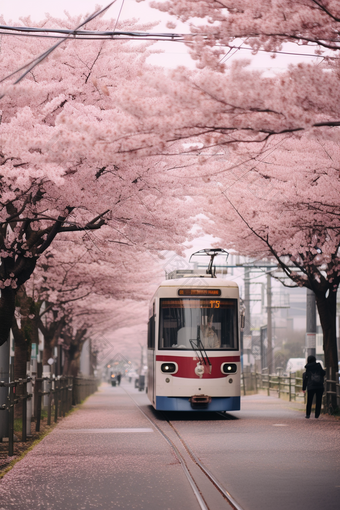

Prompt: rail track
xmin=124 ymin=387 xmax=244 ymax=510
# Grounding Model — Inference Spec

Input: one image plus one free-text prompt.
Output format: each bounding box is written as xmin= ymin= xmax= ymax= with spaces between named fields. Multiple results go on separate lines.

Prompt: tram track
xmin=124 ymin=388 xmax=244 ymax=510
xmin=165 ymin=416 xmax=243 ymax=510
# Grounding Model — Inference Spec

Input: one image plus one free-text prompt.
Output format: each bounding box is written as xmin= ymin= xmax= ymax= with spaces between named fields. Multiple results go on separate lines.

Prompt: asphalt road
xmin=0 ymin=383 xmax=339 ymax=510
xmin=154 ymin=393 xmax=340 ymax=510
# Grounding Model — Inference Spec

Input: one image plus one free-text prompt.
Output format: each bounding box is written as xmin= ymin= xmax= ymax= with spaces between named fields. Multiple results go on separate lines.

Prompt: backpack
xmin=310 ymin=372 xmax=322 ymax=384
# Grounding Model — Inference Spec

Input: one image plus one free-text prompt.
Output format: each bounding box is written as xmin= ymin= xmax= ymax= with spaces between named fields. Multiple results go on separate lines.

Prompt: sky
xmin=1 ymin=0 xmax=159 ymax=21
xmin=1 ymin=0 xmax=321 ymax=71
xmin=1 ymin=0 xmax=194 ymax=68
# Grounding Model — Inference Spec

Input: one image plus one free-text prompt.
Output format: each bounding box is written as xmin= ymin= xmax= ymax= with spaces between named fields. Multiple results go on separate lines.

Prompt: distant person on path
xmin=117 ymin=372 xmax=121 ymax=386
xmin=302 ymin=355 xmax=326 ymax=419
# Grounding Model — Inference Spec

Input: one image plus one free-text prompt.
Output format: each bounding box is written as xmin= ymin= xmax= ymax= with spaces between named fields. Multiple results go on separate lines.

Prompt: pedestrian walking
xmin=117 ymin=372 xmax=121 ymax=386
xmin=302 ymin=355 xmax=326 ymax=419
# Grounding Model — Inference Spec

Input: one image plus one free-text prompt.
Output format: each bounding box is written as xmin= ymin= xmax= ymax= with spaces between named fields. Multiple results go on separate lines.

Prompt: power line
xmin=0 ymin=26 xmax=185 ymax=41
xmin=0 ymin=24 xmax=335 ymax=59
xmin=0 ymin=1 xmax=117 ymax=93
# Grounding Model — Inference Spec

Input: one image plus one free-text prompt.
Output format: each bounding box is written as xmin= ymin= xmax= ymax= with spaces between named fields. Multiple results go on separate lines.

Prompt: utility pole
xmin=237 ymin=262 xmax=277 ymax=371
xmin=267 ymin=273 xmax=273 ymax=374
xmin=306 ymin=289 xmax=317 ymax=358
xmin=242 ymin=267 xmax=252 ymax=365
xmin=244 ymin=267 xmax=251 ymax=336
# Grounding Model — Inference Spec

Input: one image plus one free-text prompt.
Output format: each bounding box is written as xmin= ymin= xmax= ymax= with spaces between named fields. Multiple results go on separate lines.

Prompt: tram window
xmin=159 ymin=298 xmax=238 ymax=350
xmin=148 ymin=315 xmax=155 ymax=349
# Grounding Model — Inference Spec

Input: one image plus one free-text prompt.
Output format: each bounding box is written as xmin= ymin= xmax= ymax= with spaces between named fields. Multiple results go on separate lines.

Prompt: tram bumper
xmin=189 ymin=394 xmax=212 ymax=409
xmin=155 ymin=395 xmax=240 ymax=411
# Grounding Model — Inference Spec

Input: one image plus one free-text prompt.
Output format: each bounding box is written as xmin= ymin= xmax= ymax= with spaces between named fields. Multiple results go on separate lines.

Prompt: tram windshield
xmin=159 ymin=298 xmax=238 ymax=350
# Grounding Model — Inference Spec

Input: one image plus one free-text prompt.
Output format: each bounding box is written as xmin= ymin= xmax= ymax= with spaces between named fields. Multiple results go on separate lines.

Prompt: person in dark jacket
xmin=302 ymin=355 xmax=326 ymax=419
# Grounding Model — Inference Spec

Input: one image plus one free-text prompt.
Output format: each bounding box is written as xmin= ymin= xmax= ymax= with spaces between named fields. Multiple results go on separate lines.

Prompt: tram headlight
xmin=160 ymin=362 xmax=177 ymax=374
xmin=221 ymin=363 xmax=237 ymax=374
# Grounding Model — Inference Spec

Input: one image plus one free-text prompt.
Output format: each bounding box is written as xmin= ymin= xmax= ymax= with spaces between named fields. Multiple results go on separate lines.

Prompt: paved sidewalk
xmin=0 ymin=383 xmax=201 ymax=510
xmin=254 ymin=388 xmax=306 ymax=413
xmin=0 ymin=383 xmax=337 ymax=510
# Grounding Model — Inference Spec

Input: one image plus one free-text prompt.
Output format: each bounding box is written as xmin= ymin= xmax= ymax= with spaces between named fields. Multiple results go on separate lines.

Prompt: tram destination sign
xmin=178 ymin=289 xmax=221 ymax=296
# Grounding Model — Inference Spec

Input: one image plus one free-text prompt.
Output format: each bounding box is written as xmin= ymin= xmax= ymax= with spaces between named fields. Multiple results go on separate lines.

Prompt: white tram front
xmin=147 ymin=251 xmax=242 ymax=412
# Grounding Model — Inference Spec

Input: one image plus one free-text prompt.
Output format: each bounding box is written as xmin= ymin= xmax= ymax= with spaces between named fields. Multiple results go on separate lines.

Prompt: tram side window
xmin=148 ymin=315 xmax=155 ymax=349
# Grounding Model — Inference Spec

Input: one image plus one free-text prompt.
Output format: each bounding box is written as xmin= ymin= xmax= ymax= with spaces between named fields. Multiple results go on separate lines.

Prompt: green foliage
xmin=14 ymin=418 xmax=22 ymax=433
xmin=275 ymin=342 xmax=304 ymax=370
xmin=274 ymin=330 xmax=305 ymax=369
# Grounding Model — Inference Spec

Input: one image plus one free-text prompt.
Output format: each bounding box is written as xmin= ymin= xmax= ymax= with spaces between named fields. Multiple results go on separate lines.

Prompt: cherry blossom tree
xmin=5 ymin=6 xmax=340 ymax=401
xmin=114 ymin=1 xmax=338 ymax=147
xmin=197 ymin=135 xmax=340 ymax=407
xmin=35 ymin=236 xmax=163 ymax=354
xmin=104 ymin=2 xmax=340 ymax=396
xmin=149 ymin=0 xmax=340 ymax=67
xmin=0 ymin=14 xmax=195 ymax=350
xmin=11 ymin=284 xmax=40 ymax=386
xmin=109 ymin=58 xmax=340 ymax=160
xmin=11 ymin=217 xmax=177 ymax=379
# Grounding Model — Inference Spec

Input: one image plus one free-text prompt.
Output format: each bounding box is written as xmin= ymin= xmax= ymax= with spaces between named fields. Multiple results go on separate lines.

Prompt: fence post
xmin=0 ymin=339 xmax=10 ymax=441
xmin=267 ymin=374 xmax=270 ymax=396
xmin=8 ymin=364 xmax=15 ymax=457
xmin=54 ymin=378 xmax=59 ymax=423
xmin=35 ymin=362 xmax=43 ymax=433
xmin=62 ymin=377 xmax=66 ymax=417
xmin=325 ymin=367 xmax=337 ymax=414
xmin=68 ymin=377 xmax=72 ymax=412
xmin=47 ymin=373 xmax=52 ymax=426
xmin=72 ymin=377 xmax=77 ymax=406
xmin=59 ymin=378 xmax=63 ymax=418
xmin=21 ymin=378 xmax=27 ymax=442
xmin=26 ymin=362 xmax=32 ymax=437
xmin=59 ymin=377 xmax=63 ymax=418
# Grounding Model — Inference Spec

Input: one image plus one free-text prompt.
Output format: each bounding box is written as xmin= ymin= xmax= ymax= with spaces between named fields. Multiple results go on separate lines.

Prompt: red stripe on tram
xmin=156 ymin=354 xmax=240 ymax=378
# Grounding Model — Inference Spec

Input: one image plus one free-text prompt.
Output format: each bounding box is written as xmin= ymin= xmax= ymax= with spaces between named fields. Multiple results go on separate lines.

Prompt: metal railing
xmin=324 ymin=367 xmax=340 ymax=415
xmin=0 ymin=372 xmax=32 ymax=456
xmin=0 ymin=363 xmax=100 ymax=456
xmin=241 ymin=370 xmax=340 ymax=412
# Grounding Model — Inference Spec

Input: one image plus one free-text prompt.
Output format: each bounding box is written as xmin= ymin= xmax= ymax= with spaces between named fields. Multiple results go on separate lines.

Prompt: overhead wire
xmin=0 ymin=1 xmax=117 ymax=93
xmin=0 ymin=24 xmax=335 ymax=58
xmin=113 ymin=0 xmax=125 ymax=32
xmin=0 ymin=25 xmax=185 ymax=40
xmin=0 ymin=1 xmax=336 ymax=100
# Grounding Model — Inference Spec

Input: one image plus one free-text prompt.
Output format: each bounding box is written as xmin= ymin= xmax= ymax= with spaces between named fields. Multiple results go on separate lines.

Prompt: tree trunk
xmin=40 ymin=317 xmax=66 ymax=366
xmin=12 ymin=292 xmax=39 ymax=381
xmin=315 ymin=288 xmax=339 ymax=411
xmin=0 ymin=287 xmax=16 ymax=347
xmin=62 ymin=328 xmax=87 ymax=377
xmin=63 ymin=345 xmax=81 ymax=377
xmin=42 ymin=341 xmax=53 ymax=366
xmin=12 ymin=286 xmax=39 ymax=417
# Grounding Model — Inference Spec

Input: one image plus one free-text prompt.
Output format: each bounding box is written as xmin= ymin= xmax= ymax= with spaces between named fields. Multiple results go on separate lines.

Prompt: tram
xmin=147 ymin=249 xmax=243 ymax=412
